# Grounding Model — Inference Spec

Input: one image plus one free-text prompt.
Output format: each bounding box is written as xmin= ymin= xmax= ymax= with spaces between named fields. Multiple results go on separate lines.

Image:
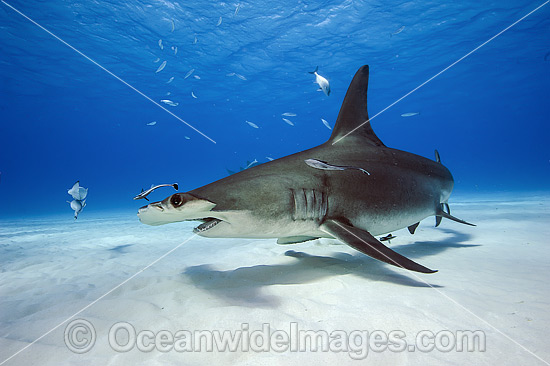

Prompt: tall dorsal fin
xmin=328 ymin=65 xmax=385 ymax=147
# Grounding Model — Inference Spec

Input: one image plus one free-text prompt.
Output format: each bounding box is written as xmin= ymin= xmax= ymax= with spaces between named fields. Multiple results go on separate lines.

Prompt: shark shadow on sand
xmin=182 ymin=230 xmax=478 ymax=307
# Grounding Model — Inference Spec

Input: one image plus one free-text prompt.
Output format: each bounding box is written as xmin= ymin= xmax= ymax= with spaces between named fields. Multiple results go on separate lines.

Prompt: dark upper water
xmin=0 ymin=0 xmax=549 ymax=218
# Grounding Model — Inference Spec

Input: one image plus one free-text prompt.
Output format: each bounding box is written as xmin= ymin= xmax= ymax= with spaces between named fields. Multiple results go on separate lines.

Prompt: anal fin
xmin=320 ymin=219 xmax=436 ymax=274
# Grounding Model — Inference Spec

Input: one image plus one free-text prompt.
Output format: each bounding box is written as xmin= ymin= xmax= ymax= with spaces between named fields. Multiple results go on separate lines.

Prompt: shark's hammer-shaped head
xmin=138 ymin=193 xmax=221 ymax=233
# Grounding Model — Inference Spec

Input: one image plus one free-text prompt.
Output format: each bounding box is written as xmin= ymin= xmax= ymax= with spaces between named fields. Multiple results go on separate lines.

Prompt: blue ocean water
xmin=0 ymin=0 xmax=548 ymax=218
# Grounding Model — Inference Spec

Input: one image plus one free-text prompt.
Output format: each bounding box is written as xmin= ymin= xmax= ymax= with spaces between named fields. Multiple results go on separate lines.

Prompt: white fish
xmin=245 ymin=159 xmax=258 ymax=169
xmin=305 ymin=159 xmax=370 ymax=175
xmin=235 ymin=73 xmax=247 ymax=80
xmin=147 ymin=121 xmax=157 ymax=126
xmin=184 ymin=136 xmax=190 ymax=140
xmin=167 ymin=76 xmax=174 ymax=83
xmin=191 ymin=91 xmax=197 ymax=99
xmin=158 ymin=39 xmax=163 ymax=50
xmin=217 ymin=16 xmax=222 ymax=26
xmin=68 ymin=199 xmax=86 ymax=220
xmin=391 ymin=26 xmax=405 ymax=36
xmin=321 ymin=118 xmax=331 ymax=130
xmin=174 ymin=46 xmax=178 ymax=55
xmin=160 ymin=99 xmax=178 ymax=106
xmin=226 ymin=72 xmax=235 ymax=77
xmin=68 ymin=181 xmax=88 ymax=201
xmin=309 ymin=66 xmax=330 ymax=96
xmin=184 ymin=68 xmax=195 ymax=79
xmin=171 ymin=19 xmax=175 ymax=32
xmin=246 ymin=120 xmax=259 ymax=129
xmin=401 ymin=112 xmax=419 ymax=117
xmin=234 ymin=4 xmax=240 ymax=16
xmin=166 ymin=92 xmax=171 ymax=96
xmin=282 ymin=112 xmax=296 ymax=117
xmin=193 ymin=36 xmax=198 ymax=44
xmin=194 ymin=75 xmax=201 ymax=80
xmin=156 ymin=61 xmax=167 ymax=73
xmin=266 ymin=156 xmax=274 ymax=161
xmin=154 ymin=58 xmax=160 ymax=63
xmin=282 ymin=118 xmax=294 ymax=126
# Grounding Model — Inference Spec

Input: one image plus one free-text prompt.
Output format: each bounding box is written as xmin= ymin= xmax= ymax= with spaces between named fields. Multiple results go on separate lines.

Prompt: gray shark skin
xmin=138 ymin=65 xmax=474 ymax=274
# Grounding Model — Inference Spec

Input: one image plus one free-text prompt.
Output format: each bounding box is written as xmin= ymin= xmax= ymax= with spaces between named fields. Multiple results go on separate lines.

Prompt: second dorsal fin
xmin=328 ymin=65 xmax=385 ymax=147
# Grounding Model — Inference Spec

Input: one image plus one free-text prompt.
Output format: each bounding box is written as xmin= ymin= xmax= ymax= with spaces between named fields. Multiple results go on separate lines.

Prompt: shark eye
xmin=170 ymin=194 xmax=184 ymax=207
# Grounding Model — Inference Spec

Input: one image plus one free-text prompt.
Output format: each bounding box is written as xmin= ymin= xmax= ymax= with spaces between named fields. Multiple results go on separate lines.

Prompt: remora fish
xmin=138 ymin=65 xmax=475 ymax=274
xmin=309 ymin=66 xmax=330 ymax=96
xmin=134 ymin=183 xmax=179 ymax=201
xmin=305 ymin=158 xmax=370 ymax=175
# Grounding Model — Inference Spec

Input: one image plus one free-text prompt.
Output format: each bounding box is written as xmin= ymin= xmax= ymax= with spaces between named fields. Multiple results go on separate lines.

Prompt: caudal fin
xmin=308 ymin=66 xmax=319 ymax=74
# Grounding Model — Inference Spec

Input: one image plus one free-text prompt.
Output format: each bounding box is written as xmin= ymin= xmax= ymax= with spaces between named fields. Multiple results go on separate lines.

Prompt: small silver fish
xmin=246 ymin=120 xmax=259 ymax=129
xmin=174 ymin=46 xmax=178 ymax=55
xmin=171 ymin=19 xmax=175 ymax=32
xmin=160 ymin=99 xmax=178 ymax=106
xmin=226 ymin=72 xmax=235 ymax=77
xmin=134 ymin=183 xmax=178 ymax=201
xmin=391 ymin=26 xmax=405 ymax=36
xmin=158 ymin=39 xmax=163 ymax=50
xmin=166 ymin=92 xmax=171 ymax=96
xmin=309 ymin=66 xmax=330 ymax=96
xmin=147 ymin=121 xmax=157 ymax=126
xmin=167 ymin=76 xmax=174 ymax=83
xmin=217 ymin=16 xmax=222 ymax=26
xmin=234 ymin=4 xmax=240 ymax=16
xmin=154 ymin=58 xmax=160 ymax=63
xmin=321 ymin=118 xmax=331 ymax=130
xmin=245 ymin=159 xmax=258 ymax=169
xmin=235 ymin=74 xmax=247 ymax=80
xmin=193 ymin=36 xmax=198 ymax=44
xmin=282 ymin=112 xmax=296 ymax=117
xmin=193 ymin=75 xmax=201 ymax=80
xmin=184 ymin=69 xmax=195 ymax=79
xmin=184 ymin=136 xmax=190 ymax=140
xmin=401 ymin=112 xmax=419 ymax=117
xmin=266 ymin=156 xmax=274 ymax=161
xmin=191 ymin=91 xmax=197 ymax=99
xmin=305 ymin=159 xmax=370 ymax=175
xmin=156 ymin=61 xmax=167 ymax=73
xmin=282 ymin=118 xmax=294 ymax=126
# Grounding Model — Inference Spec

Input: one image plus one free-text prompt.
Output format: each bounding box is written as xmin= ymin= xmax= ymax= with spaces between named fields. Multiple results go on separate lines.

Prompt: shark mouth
xmin=193 ymin=218 xmax=222 ymax=233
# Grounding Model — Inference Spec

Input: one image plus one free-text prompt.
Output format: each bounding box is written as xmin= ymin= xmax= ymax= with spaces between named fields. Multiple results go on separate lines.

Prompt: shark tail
xmin=308 ymin=66 xmax=319 ymax=74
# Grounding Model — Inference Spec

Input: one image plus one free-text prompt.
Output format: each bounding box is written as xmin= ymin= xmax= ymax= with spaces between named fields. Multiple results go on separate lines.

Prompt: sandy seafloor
xmin=1 ymin=193 xmax=549 ymax=366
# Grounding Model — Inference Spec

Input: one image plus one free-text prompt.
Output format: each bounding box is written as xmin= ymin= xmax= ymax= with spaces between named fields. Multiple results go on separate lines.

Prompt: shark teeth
xmin=193 ymin=218 xmax=221 ymax=233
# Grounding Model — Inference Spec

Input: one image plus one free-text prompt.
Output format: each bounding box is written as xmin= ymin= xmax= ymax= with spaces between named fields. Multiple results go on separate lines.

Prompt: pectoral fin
xmin=277 ymin=236 xmax=318 ymax=245
xmin=320 ymin=219 xmax=436 ymax=273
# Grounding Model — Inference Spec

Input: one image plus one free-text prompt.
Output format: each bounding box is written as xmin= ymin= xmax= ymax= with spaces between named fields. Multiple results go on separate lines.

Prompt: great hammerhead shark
xmin=138 ymin=65 xmax=474 ymax=273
